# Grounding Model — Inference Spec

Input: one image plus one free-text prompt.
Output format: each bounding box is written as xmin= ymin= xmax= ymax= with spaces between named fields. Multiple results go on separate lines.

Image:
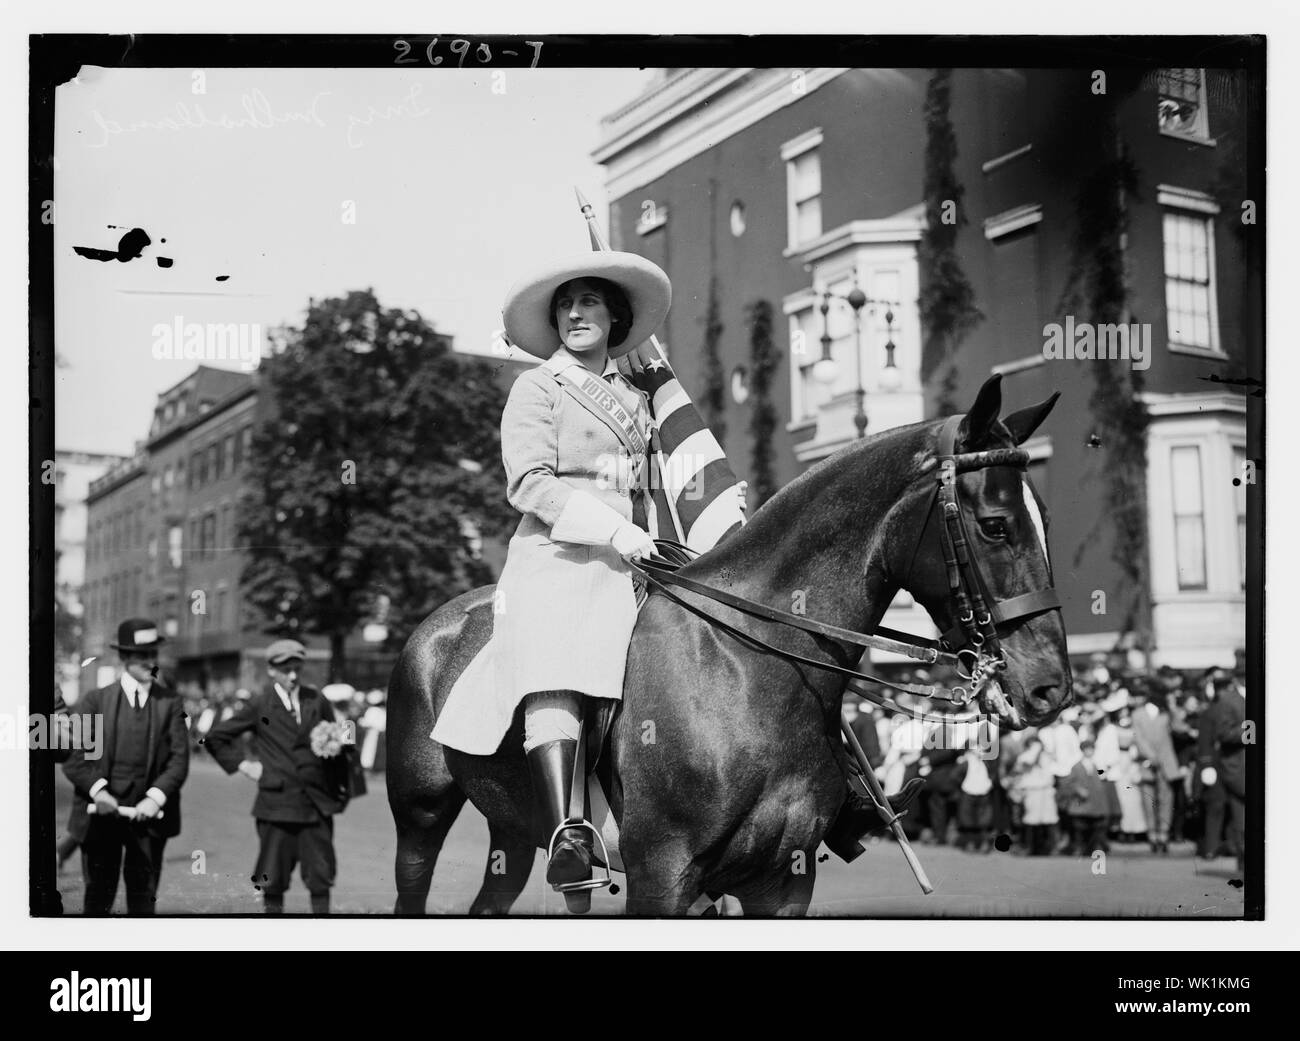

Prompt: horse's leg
xmin=468 ymin=820 xmax=536 ymax=916
xmin=732 ymin=855 xmax=818 ymax=917
xmin=623 ymin=842 xmax=706 ymax=917
xmin=392 ymin=786 xmax=467 ymax=916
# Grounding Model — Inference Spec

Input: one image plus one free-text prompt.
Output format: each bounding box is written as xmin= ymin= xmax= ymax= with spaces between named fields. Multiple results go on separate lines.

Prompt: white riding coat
xmin=431 ymin=346 xmax=653 ymax=755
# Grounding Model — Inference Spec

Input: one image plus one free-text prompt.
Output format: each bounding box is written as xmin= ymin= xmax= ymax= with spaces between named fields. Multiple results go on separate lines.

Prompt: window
xmin=783 ymin=129 xmax=823 ymax=249
xmin=208 ymin=444 xmax=219 ymax=483
xmin=730 ymin=201 xmax=746 ymax=237
xmin=788 ymin=151 xmax=821 ymax=247
xmin=202 ymin=512 xmax=217 ymax=560
xmin=224 ymin=434 xmax=235 ymax=476
xmin=1156 ymin=68 xmax=1210 ymax=141
xmin=1233 ymin=446 xmax=1247 ymax=590
xmin=192 ymin=452 xmax=203 ymax=488
xmin=241 ymin=427 xmax=253 ymax=465
xmin=1163 ymin=211 xmax=1218 ymax=353
xmin=1170 ymin=446 xmax=1206 ymax=590
xmin=791 ymin=306 xmax=833 ymax=422
xmin=233 ymin=429 xmax=244 ymax=470
xmin=168 ymin=525 xmax=183 ymax=569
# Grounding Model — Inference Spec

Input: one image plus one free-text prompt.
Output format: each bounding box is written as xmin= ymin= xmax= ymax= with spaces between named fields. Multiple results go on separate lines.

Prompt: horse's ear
xmin=1002 ymin=391 xmax=1061 ymax=446
xmin=960 ymin=375 xmax=1003 ymax=449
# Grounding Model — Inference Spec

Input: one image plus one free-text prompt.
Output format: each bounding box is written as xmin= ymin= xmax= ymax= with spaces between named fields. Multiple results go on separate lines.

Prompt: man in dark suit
xmin=62 ymin=619 xmax=190 ymax=915
xmin=203 ymin=639 xmax=352 ymax=914
xmin=1197 ymin=671 xmax=1246 ymax=870
xmin=1129 ymin=682 xmax=1183 ymax=854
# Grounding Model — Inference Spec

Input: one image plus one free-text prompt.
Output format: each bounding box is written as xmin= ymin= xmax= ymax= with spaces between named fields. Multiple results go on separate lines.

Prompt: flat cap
xmin=266 ymin=638 xmax=308 ymax=665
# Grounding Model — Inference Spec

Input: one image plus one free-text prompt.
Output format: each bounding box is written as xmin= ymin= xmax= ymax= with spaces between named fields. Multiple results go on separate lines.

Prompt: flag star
xmin=646 ymin=357 xmax=667 ymax=372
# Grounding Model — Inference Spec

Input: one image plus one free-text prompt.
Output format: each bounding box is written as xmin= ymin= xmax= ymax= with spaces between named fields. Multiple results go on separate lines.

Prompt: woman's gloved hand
xmin=611 ymin=523 xmax=656 ymax=563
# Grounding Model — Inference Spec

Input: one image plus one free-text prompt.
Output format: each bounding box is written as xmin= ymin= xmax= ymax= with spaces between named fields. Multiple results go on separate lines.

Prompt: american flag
xmin=618 ymin=342 xmax=747 ymax=553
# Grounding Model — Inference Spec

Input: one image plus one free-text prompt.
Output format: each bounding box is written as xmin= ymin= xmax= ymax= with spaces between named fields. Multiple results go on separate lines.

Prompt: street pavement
xmin=52 ymin=756 xmax=1246 ymax=918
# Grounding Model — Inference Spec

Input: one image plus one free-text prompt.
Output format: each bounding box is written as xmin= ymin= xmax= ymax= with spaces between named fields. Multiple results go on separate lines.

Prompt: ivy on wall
xmin=1057 ymin=136 xmax=1152 ymax=653
xmin=918 ymin=68 xmax=983 ymax=416
xmin=700 ymin=272 xmax=727 ymax=444
xmin=745 ymin=299 xmax=778 ymax=508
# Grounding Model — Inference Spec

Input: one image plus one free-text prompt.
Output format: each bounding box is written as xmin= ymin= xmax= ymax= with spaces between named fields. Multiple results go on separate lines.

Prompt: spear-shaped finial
xmin=575 ymin=185 xmax=608 ymax=252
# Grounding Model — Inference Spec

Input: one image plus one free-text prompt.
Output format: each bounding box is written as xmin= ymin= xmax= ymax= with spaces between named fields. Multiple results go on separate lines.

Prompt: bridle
xmin=628 ymin=414 xmax=1061 ymax=725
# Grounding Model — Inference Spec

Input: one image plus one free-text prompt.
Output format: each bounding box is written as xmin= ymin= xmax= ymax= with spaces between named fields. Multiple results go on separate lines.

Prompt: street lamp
xmin=810 ymin=285 xmax=900 ymax=439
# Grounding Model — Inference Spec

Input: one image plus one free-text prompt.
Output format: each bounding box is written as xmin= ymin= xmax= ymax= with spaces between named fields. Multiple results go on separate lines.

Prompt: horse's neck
xmin=684 ymin=437 xmax=918 ymax=644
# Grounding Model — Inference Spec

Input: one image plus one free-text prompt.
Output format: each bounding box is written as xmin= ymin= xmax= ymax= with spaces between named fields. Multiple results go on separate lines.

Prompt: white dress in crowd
xmin=1015 ymin=744 xmax=1059 ymax=826
xmin=1095 ymin=720 xmax=1147 ymax=835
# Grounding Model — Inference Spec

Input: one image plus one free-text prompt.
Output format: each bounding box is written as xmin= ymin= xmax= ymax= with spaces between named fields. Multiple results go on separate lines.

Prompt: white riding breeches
xmin=522 ymin=690 xmax=582 ymax=752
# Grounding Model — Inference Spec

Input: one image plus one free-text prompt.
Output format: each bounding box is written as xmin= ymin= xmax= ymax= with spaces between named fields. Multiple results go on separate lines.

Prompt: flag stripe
xmin=675 ymin=457 xmax=740 ymax=531
xmin=653 ymin=385 xmax=692 ymax=425
xmin=658 ymin=401 xmax=707 ymax=455
xmin=663 ymin=429 xmax=726 ymax=498
xmin=686 ymin=489 xmax=747 ymax=553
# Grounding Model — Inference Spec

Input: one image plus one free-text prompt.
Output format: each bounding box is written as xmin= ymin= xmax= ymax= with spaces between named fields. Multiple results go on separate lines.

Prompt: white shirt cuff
xmin=548 ymin=490 xmax=629 ymax=546
xmin=146 ymin=787 xmax=167 ymax=807
xmin=89 ymin=778 xmax=108 ymax=798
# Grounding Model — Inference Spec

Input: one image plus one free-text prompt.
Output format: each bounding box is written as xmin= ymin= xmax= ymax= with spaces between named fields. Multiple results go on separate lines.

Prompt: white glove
xmin=610 ymin=523 xmax=656 ymax=563
xmin=239 ymin=759 xmax=263 ymax=781
xmin=1200 ymin=767 xmax=1217 ymax=788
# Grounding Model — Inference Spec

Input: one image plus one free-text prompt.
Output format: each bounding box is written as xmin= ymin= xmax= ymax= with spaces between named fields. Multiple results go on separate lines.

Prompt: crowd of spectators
xmin=846 ymin=656 xmax=1247 ymax=870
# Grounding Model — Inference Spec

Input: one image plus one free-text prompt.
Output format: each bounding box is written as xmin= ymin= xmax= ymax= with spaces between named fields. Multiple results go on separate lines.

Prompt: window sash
xmin=1170 ymin=445 xmax=1207 ymax=590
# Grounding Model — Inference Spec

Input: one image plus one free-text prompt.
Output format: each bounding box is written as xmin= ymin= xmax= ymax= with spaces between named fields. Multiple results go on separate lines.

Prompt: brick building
xmin=593 ymin=66 xmax=1259 ymax=668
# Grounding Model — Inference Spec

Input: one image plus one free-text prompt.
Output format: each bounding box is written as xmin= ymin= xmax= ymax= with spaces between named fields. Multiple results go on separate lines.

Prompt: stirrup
xmin=547 ymin=818 xmax=613 ymax=895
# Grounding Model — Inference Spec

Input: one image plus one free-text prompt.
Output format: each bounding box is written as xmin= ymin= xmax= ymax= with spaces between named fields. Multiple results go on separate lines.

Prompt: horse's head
xmin=886 ymin=375 xmax=1072 ymax=729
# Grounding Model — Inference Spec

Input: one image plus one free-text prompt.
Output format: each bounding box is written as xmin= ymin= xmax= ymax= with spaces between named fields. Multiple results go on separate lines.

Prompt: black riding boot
xmin=824 ymin=777 xmax=927 ymax=863
xmin=526 ymin=739 xmax=594 ymax=889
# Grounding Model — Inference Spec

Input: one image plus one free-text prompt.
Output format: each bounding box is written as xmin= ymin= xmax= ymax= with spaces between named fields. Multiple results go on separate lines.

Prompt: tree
xmin=238 ymin=290 xmax=516 ymax=681
xmin=918 ymin=68 xmax=983 ymax=415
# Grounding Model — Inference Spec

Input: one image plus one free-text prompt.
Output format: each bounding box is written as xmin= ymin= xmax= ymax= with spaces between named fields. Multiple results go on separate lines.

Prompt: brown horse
xmin=386 ymin=375 xmax=1072 ymax=915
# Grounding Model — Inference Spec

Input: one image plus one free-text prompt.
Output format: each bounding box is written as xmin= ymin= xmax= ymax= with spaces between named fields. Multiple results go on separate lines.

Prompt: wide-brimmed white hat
xmin=502 ymin=250 xmax=671 ymax=360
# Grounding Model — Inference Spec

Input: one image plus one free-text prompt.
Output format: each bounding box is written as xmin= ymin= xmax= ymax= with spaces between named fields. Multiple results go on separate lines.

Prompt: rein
xmin=627 ymin=416 xmax=1060 ymax=725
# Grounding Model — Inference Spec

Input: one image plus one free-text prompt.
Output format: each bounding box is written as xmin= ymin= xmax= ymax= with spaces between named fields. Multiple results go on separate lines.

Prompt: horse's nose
xmin=1026 ymin=683 xmax=1068 ymax=717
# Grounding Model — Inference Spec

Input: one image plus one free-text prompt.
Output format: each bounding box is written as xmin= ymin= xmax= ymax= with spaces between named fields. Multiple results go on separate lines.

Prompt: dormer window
xmin=1156 ymin=68 xmax=1212 ymax=143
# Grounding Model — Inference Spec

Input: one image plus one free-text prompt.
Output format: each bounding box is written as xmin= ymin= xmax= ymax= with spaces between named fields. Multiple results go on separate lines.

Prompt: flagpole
xmin=575 ymin=187 xmax=671 ymax=368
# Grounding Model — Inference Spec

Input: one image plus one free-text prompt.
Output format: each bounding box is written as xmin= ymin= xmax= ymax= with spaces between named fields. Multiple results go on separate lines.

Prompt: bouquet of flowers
xmin=310 ymin=719 xmax=352 ymax=759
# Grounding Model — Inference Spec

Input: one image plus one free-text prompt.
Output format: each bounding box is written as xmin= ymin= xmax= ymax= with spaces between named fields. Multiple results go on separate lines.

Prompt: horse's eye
xmin=978 ymin=517 xmax=1010 ymax=540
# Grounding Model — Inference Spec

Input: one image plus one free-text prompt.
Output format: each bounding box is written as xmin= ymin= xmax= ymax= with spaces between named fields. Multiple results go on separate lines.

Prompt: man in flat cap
xmin=203 ymin=639 xmax=353 ymax=914
xmin=63 ymin=618 xmax=189 ymax=915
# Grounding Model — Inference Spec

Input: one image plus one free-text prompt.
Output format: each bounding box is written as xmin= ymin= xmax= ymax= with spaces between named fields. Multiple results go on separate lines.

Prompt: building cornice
xmin=594 ymin=68 xmax=851 ymax=202
xmin=1138 ymin=391 xmax=1247 ymax=418
xmin=783 ymin=205 xmax=926 ymax=264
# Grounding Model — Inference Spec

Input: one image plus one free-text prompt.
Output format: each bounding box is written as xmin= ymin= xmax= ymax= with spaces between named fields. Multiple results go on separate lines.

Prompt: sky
xmin=53 ymin=65 xmax=656 ymax=455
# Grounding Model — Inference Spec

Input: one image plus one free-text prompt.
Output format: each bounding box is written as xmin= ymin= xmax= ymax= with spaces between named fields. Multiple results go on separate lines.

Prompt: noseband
xmin=629 ymin=414 xmax=1060 ymax=724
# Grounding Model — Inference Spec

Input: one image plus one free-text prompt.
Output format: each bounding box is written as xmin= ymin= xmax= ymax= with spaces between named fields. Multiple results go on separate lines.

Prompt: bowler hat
xmin=266 ymin=638 xmax=307 ymax=666
xmin=111 ymin=618 xmax=165 ymax=652
xmin=502 ymin=250 xmax=671 ymax=360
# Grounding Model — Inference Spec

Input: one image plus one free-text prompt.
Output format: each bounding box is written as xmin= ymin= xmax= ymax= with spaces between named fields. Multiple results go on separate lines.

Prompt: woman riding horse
xmin=430 ymin=251 xmax=915 ymax=898
xmin=431 ymin=252 xmax=665 ymax=894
